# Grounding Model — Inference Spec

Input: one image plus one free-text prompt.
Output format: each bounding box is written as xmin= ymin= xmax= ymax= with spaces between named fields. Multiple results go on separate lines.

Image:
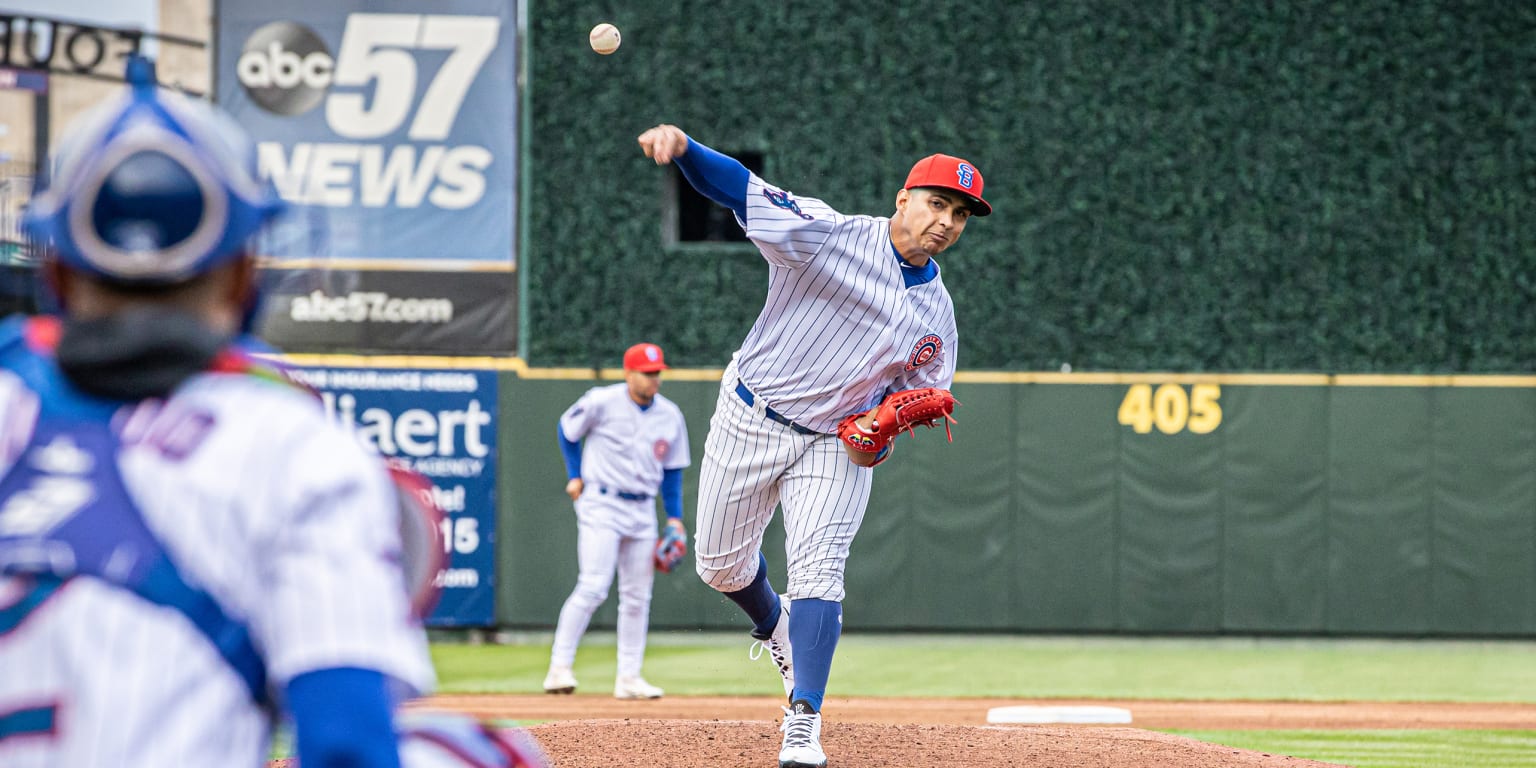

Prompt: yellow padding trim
xmin=263 ymin=354 xmax=1536 ymax=388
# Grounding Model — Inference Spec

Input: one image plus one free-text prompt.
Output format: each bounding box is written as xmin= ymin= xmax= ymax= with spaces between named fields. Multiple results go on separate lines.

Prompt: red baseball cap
xmin=904 ymin=154 xmax=991 ymax=216
xmin=622 ymin=342 xmax=668 ymax=372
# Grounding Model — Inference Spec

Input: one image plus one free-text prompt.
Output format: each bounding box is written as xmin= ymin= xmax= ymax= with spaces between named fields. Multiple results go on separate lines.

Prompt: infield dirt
xmin=382 ymin=694 xmax=1536 ymax=767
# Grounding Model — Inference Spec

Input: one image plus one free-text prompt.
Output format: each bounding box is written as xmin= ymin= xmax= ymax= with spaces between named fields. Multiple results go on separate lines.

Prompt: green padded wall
xmin=497 ymin=375 xmax=1536 ymax=636
xmin=1219 ymin=387 xmax=1330 ymax=631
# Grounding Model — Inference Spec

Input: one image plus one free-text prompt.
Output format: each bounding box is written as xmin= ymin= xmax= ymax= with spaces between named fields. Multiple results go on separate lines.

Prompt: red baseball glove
xmin=837 ymin=387 xmax=959 ymax=461
xmin=654 ymin=519 xmax=688 ymax=573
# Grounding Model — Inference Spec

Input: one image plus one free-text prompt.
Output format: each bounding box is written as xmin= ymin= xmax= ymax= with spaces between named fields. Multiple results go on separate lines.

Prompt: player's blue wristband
xmin=557 ymin=423 xmax=582 ymax=480
xmin=661 ymin=467 xmax=684 ymax=520
xmin=675 ymin=137 xmax=748 ymax=220
xmin=285 ymin=667 xmax=401 ymax=768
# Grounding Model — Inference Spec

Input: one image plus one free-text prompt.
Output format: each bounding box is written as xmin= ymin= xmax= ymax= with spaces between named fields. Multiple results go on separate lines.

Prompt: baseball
xmin=589 ymin=23 xmax=621 ymax=55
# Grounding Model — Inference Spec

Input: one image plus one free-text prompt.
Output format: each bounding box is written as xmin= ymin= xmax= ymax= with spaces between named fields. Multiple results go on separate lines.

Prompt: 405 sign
xmin=1117 ymin=383 xmax=1222 ymax=435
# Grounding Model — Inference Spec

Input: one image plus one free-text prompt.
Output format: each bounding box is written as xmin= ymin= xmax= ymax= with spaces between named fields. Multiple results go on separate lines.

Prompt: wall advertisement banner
xmin=215 ymin=0 xmax=518 ymax=353
xmin=258 ymin=267 xmax=515 ymax=353
xmin=286 ymin=365 xmax=499 ymax=627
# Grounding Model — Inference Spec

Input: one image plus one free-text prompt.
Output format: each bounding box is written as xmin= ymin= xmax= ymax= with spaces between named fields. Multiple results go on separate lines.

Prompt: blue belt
xmin=734 ymin=380 xmax=820 ymax=435
xmin=598 ymin=486 xmax=650 ymax=502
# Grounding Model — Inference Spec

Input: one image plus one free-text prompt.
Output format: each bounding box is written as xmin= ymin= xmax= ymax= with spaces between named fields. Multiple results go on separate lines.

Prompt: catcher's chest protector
xmin=0 ymin=351 xmax=269 ymax=705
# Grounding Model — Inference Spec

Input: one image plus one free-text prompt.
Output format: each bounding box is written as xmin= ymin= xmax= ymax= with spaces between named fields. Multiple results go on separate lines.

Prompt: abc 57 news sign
xmin=216 ymin=1 xmax=517 ymax=268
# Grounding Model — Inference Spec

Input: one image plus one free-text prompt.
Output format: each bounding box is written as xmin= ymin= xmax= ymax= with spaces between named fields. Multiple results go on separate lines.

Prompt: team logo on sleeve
xmin=653 ymin=439 xmax=670 ymax=460
xmin=762 ymin=188 xmax=814 ymax=220
xmin=904 ymin=334 xmax=943 ymax=371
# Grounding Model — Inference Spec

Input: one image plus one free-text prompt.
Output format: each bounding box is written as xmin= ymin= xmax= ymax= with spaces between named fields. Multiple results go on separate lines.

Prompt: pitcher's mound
xmin=527 ymin=718 xmax=1345 ymax=767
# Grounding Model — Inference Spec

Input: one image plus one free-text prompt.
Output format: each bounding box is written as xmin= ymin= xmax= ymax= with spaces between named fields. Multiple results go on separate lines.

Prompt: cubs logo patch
xmin=653 ymin=439 xmax=670 ymax=461
xmin=905 ymin=333 xmax=943 ymax=371
xmin=955 ymin=163 xmax=976 ymax=190
xmin=762 ymin=187 xmax=814 ymax=221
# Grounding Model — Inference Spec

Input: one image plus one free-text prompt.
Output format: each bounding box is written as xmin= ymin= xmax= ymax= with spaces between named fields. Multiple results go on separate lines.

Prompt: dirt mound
xmin=526 ymin=718 xmax=1344 ymax=767
xmin=272 ymin=695 xmax=1536 ymax=766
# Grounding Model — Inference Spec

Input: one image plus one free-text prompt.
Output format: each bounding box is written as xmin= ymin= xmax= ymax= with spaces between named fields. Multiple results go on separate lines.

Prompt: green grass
xmin=434 ymin=632 xmax=1536 ymax=702
xmin=429 ymin=633 xmax=1536 ymax=768
xmin=1168 ymin=730 xmax=1536 ymax=768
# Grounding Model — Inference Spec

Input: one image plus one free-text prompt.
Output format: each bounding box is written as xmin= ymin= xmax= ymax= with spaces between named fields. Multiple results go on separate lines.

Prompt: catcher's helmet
xmin=22 ymin=55 xmax=284 ymax=286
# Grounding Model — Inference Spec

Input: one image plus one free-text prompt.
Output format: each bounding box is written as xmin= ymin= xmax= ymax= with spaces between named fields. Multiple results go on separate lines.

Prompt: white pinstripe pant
xmin=694 ymin=363 xmax=872 ymax=602
xmin=549 ymin=495 xmax=658 ymax=677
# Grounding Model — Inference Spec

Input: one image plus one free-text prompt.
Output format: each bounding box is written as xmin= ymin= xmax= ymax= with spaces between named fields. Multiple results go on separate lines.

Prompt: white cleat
xmin=542 ymin=666 xmax=577 ymax=695
xmin=778 ymin=699 xmax=827 ymax=768
xmin=749 ymin=599 xmax=794 ymax=697
xmin=613 ymin=675 xmax=665 ymax=700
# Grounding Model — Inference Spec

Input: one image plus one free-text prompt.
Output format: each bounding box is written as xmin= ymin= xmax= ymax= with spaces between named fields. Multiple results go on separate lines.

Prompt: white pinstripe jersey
xmin=561 ymin=383 xmax=690 ymax=496
xmin=0 ymin=368 xmax=434 ymax=767
xmin=732 ymin=173 xmax=958 ymax=434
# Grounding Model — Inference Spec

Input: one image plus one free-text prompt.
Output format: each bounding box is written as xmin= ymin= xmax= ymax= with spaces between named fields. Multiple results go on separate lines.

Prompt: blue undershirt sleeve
xmin=285 ymin=667 xmax=401 ymax=768
xmin=557 ymin=423 xmax=583 ymax=480
xmin=661 ymin=467 xmax=684 ymax=520
xmin=674 ymin=137 xmax=749 ymax=221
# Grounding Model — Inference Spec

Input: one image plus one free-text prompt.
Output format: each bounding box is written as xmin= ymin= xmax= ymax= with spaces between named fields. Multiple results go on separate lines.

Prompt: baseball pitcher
xmin=638 ymin=124 xmax=984 ymax=768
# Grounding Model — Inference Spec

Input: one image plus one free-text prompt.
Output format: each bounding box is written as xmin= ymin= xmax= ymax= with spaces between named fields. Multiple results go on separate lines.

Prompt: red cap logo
xmin=904 ymin=154 xmax=991 ymax=216
xmin=623 ymin=342 xmax=668 ymax=372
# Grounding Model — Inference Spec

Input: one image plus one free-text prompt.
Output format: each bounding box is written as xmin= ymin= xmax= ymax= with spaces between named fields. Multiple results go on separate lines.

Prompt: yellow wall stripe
xmin=265 ymin=354 xmax=1536 ymax=388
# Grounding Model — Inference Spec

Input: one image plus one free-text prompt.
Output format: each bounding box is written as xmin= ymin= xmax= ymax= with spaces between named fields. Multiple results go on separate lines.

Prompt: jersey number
xmin=0 ymin=579 xmax=65 ymax=744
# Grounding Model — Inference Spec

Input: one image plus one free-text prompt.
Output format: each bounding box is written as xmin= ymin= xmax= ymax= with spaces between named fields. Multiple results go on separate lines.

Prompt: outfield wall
xmin=477 ymin=369 xmax=1536 ymax=637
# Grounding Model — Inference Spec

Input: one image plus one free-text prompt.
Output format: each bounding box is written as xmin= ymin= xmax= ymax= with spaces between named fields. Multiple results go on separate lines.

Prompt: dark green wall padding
xmin=497 ymin=377 xmax=1536 ymax=636
xmin=525 ymin=1 xmax=1536 ymax=373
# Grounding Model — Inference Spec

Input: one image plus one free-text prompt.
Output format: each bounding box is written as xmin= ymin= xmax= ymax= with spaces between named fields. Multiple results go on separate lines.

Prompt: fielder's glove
xmin=837 ymin=387 xmax=959 ymax=463
xmin=654 ymin=519 xmax=688 ymax=573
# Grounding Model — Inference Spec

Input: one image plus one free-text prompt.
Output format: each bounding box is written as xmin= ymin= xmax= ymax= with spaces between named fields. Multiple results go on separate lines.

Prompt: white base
xmin=985 ymin=705 xmax=1133 ymax=724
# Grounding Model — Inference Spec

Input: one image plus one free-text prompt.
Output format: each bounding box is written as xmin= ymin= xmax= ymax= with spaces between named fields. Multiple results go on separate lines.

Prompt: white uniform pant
xmin=694 ymin=363 xmax=872 ymax=602
xmin=549 ymin=496 xmax=657 ymax=677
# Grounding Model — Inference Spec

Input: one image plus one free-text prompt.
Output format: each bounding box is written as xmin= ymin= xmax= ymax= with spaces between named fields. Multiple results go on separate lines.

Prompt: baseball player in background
xmin=638 ymin=124 xmax=986 ymax=768
xmin=544 ymin=342 xmax=691 ymax=700
xmin=0 ymin=57 xmax=545 ymax=768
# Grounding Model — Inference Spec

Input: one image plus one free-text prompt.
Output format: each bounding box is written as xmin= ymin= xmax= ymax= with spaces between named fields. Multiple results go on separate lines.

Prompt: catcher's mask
xmin=397 ymin=710 xmax=551 ymax=768
xmin=391 ymin=465 xmax=447 ymax=621
xmin=23 ymin=55 xmax=284 ymax=294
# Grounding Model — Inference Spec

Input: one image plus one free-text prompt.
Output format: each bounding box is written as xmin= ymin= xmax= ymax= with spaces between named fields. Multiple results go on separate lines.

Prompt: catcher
xmin=543 ymin=343 xmax=691 ymax=700
xmin=0 ymin=55 xmax=550 ymax=768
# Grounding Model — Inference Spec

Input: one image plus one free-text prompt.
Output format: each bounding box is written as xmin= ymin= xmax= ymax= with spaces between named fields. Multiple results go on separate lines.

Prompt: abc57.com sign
xmin=232 ymin=12 xmax=506 ymax=212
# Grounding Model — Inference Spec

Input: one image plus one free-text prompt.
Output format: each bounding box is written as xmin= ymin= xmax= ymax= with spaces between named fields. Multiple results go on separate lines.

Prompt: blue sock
xmin=722 ymin=552 xmax=782 ymax=637
xmin=788 ymin=598 xmax=841 ymax=712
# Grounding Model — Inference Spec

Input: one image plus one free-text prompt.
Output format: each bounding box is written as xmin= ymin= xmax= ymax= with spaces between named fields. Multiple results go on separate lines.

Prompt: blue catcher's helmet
xmin=22 ymin=55 xmax=284 ymax=286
